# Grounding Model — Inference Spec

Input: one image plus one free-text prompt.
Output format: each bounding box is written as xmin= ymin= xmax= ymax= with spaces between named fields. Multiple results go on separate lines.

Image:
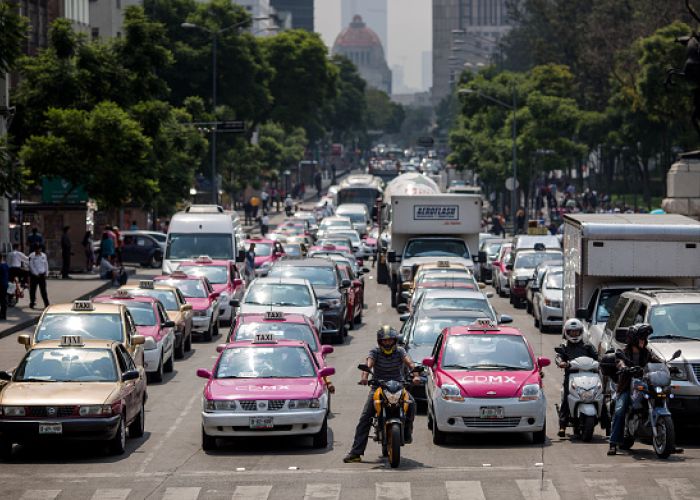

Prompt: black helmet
xmin=626 ymin=323 xmax=653 ymax=345
xmin=376 ymin=325 xmax=399 ymax=355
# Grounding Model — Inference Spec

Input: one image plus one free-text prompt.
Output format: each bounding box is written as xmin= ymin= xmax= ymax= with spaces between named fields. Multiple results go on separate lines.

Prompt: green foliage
xmin=326 ymin=55 xmax=366 ymax=142
xmin=366 ymin=89 xmax=405 ymax=134
xmin=0 ymin=1 xmax=28 ymax=72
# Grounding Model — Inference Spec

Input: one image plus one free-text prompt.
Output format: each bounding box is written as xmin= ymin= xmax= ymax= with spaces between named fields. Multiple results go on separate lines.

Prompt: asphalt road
xmin=1 ymin=272 xmax=699 ymax=500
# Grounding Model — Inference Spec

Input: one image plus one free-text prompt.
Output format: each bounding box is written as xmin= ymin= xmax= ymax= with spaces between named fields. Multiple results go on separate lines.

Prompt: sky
xmin=315 ymin=0 xmax=432 ymax=92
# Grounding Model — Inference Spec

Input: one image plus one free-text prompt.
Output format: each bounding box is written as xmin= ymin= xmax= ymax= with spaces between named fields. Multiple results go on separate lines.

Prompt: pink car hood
xmin=137 ymin=325 xmax=162 ymax=342
xmin=205 ymin=377 xmax=322 ymax=400
xmin=439 ymin=369 xmax=538 ymax=399
xmin=254 ymin=256 xmax=275 ymax=267
xmin=186 ymin=297 xmax=211 ymax=311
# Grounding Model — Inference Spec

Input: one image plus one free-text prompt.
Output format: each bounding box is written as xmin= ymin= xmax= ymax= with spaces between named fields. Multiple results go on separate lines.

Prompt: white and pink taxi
xmin=197 ymin=334 xmax=335 ymax=450
xmin=423 ymin=319 xmax=550 ymax=444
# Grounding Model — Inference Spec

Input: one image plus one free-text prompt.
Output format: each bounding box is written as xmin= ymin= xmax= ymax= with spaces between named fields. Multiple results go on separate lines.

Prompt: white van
xmin=163 ymin=211 xmax=243 ymax=273
xmin=335 ymin=203 xmax=371 ymax=237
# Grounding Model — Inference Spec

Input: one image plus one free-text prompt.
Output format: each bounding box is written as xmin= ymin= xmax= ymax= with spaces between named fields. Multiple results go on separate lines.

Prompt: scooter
xmin=554 ymin=347 xmax=606 ymax=441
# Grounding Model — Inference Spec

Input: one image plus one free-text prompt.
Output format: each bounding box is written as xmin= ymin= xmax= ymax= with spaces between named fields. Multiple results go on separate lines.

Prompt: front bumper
xmin=540 ymin=304 xmax=563 ymax=326
xmin=144 ymin=347 xmax=163 ymax=372
xmin=202 ymin=409 xmax=326 ymax=437
xmin=321 ymin=309 xmax=344 ymax=335
xmin=0 ymin=416 xmax=121 ymax=442
xmin=510 ymin=285 xmax=527 ymax=299
xmin=667 ymin=394 xmax=700 ymax=417
xmin=432 ymin=396 xmax=546 ymax=434
xmin=192 ymin=314 xmax=212 ymax=333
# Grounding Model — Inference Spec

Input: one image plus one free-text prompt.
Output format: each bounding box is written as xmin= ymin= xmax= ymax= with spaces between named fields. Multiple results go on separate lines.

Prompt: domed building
xmin=332 ymin=15 xmax=392 ymax=94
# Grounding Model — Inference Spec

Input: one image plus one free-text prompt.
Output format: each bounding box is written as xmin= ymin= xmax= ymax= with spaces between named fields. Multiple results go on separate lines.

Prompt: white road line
xmin=232 ymin=485 xmax=272 ymax=500
xmin=516 ymin=479 xmax=561 ymax=500
xmin=585 ymin=479 xmax=627 ymax=500
xmin=445 ymin=480 xmax=486 ymax=500
xmin=19 ymin=491 xmax=61 ymax=500
xmin=656 ymin=478 xmax=699 ymax=500
xmin=161 ymin=487 xmax=201 ymax=500
xmin=376 ymin=482 xmax=411 ymax=500
xmin=303 ymin=483 xmax=342 ymax=500
xmin=91 ymin=489 xmax=131 ymax=500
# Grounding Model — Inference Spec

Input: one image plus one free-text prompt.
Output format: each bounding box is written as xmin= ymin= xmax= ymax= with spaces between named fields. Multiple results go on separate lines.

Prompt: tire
xmin=431 ymin=410 xmax=446 ymax=445
xmin=109 ymin=414 xmax=127 ymax=455
xmin=381 ymin=440 xmax=388 ymax=457
xmin=509 ymin=294 xmax=515 ymax=305
xmin=312 ymin=417 xmax=328 ymax=449
xmin=150 ymin=253 xmax=163 ymax=269
xmin=653 ymin=415 xmax=675 ymax=459
xmin=211 ymin=319 xmax=219 ymax=338
xmin=390 ymin=279 xmax=398 ymax=308
xmin=185 ymin=331 xmax=192 ymax=352
xmin=532 ymin=418 xmax=546 ymax=444
xmin=202 ymin=426 xmax=217 ymax=451
xmin=0 ymin=439 xmax=12 ymax=461
xmin=388 ymin=423 xmax=401 ymax=468
xmin=534 ymin=316 xmax=540 ymax=329
xmin=150 ymin=355 xmax=164 ymax=383
xmin=164 ymin=349 xmax=174 ymax=373
xmin=620 ymin=433 xmax=635 ymax=450
xmin=581 ymin=415 xmax=595 ymax=442
xmin=202 ymin=322 xmax=213 ymax=342
xmin=538 ymin=318 xmax=547 ymax=334
xmin=377 ymin=261 xmax=388 ymax=285
xmin=174 ymin=334 xmax=185 ymax=359
xmin=129 ymin=401 xmax=145 ymax=438
xmin=347 ymin=312 xmax=355 ymax=330
xmin=355 ymin=306 xmax=363 ymax=325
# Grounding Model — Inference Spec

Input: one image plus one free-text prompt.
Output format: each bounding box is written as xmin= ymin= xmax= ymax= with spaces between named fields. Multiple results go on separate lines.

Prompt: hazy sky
xmin=315 ymin=0 xmax=432 ymax=92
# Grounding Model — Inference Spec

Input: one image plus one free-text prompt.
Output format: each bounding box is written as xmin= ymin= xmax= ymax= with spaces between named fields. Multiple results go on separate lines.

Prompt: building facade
xmin=332 ymin=15 xmax=391 ymax=95
xmin=270 ymin=0 xmax=313 ymax=31
xmin=231 ymin=0 xmax=277 ymax=35
xmin=341 ymin=0 xmax=387 ymax=55
xmin=89 ymin=0 xmax=142 ymax=40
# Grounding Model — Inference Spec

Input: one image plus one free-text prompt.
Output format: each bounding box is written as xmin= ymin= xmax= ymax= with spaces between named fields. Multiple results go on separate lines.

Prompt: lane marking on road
xmin=303 ymin=483 xmax=341 ymax=500
xmin=656 ymin=478 xmax=699 ymax=500
xmin=161 ymin=487 xmax=201 ymax=500
xmin=516 ymin=479 xmax=561 ymax=500
xmin=585 ymin=479 xmax=627 ymax=500
xmin=138 ymin=391 xmax=199 ymax=473
xmin=91 ymin=489 xmax=131 ymax=500
xmin=232 ymin=485 xmax=272 ymax=500
xmin=376 ymin=482 xmax=411 ymax=500
xmin=445 ymin=480 xmax=486 ymax=500
xmin=19 ymin=491 xmax=61 ymax=500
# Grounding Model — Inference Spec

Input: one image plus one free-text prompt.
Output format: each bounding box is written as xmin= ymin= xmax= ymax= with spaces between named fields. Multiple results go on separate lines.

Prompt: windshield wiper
xmin=273 ymin=302 xmax=304 ymax=307
xmin=20 ymin=377 xmax=57 ymax=382
xmin=650 ymin=335 xmax=700 ymax=342
xmin=469 ymin=364 xmax=524 ymax=370
xmin=442 ymin=364 xmax=473 ymax=369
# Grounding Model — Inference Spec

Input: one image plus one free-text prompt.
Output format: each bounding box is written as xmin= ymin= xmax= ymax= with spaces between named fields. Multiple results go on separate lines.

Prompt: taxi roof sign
xmin=61 ymin=335 xmax=84 ymax=346
xmin=467 ymin=318 xmax=500 ymax=331
xmin=195 ymin=255 xmax=213 ymax=263
xmin=264 ymin=311 xmax=285 ymax=321
xmin=113 ymin=289 xmax=132 ymax=299
xmin=169 ymin=271 xmax=189 ymax=278
xmin=253 ymin=333 xmax=278 ymax=344
xmin=139 ymin=280 xmax=155 ymax=289
xmin=72 ymin=300 xmax=94 ymax=311
xmin=436 ymin=261 xmax=451 ymax=268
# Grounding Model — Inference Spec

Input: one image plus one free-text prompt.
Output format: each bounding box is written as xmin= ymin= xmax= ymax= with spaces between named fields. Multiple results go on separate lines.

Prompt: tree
xmin=325 ymin=55 xmax=366 ymax=143
xmin=366 ymin=89 xmax=404 ymax=135
xmin=0 ymin=1 xmax=28 ymax=72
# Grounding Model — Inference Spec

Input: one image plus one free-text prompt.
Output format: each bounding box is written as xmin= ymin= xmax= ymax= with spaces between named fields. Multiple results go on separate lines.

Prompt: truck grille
xmin=238 ymin=400 xmax=286 ymax=411
xmin=692 ymin=364 xmax=700 ymax=381
xmin=462 ymin=417 xmax=522 ymax=428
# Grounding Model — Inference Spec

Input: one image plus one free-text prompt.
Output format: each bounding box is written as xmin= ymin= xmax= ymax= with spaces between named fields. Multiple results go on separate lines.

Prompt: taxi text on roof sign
xmin=468 ymin=318 xmax=499 ymax=331
xmin=437 ymin=261 xmax=451 ymax=268
xmin=413 ymin=205 xmax=459 ymax=221
xmin=196 ymin=255 xmax=212 ymax=263
xmin=253 ymin=333 xmax=278 ymax=343
xmin=72 ymin=300 xmax=94 ymax=311
xmin=139 ymin=280 xmax=154 ymax=289
xmin=170 ymin=271 xmax=188 ymax=278
xmin=61 ymin=335 xmax=84 ymax=346
xmin=264 ymin=311 xmax=285 ymax=320
xmin=114 ymin=289 xmax=132 ymax=299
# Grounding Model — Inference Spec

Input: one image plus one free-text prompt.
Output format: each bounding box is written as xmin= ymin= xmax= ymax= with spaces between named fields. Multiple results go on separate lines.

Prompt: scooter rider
xmin=607 ymin=323 xmax=662 ymax=456
xmin=343 ymin=325 xmax=420 ymax=463
xmin=556 ymin=318 xmax=598 ymax=437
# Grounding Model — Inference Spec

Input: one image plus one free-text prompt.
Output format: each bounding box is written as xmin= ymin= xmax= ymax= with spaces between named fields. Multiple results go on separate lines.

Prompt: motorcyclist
xmin=607 ymin=323 xmax=662 ymax=456
xmin=555 ymin=318 xmax=598 ymax=437
xmin=343 ymin=325 xmax=420 ymax=463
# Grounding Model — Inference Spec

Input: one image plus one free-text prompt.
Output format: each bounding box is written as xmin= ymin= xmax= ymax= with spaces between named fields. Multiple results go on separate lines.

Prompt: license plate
xmin=39 ymin=423 xmax=62 ymax=435
xmin=249 ymin=417 xmax=273 ymax=429
xmin=480 ymin=407 xmax=504 ymax=419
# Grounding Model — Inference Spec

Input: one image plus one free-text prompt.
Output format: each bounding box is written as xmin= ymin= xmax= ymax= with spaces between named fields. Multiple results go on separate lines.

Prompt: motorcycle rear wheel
xmin=388 ymin=423 xmax=401 ymax=468
xmin=653 ymin=415 xmax=675 ymax=459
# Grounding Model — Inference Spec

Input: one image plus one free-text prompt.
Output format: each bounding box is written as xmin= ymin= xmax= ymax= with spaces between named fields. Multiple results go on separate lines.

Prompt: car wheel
xmin=538 ymin=317 xmax=547 ymax=333
xmin=129 ymin=400 xmax=145 ymax=438
xmin=212 ymin=319 xmax=219 ymax=338
xmin=150 ymin=253 xmax=163 ymax=269
xmin=347 ymin=312 xmax=355 ymax=331
xmin=526 ymin=300 xmax=532 ymax=314
xmin=202 ymin=323 xmax=213 ymax=342
xmin=185 ymin=331 xmax=193 ymax=352
xmin=109 ymin=413 xmax=127 ymax=455
xmin=427 ymin=409 xmax=433 ymax=430
xmin=0 ymin=439 xmax=13 ymax=461
xmin=432 ymin=414 xmax=447 ymax=445
xmin=377 ymin=261 xmax=388 ymax=285
xmin=150 ymin=355 xmax=164 ymax=383
xmin=356 ymin=306 xmax=363 ymax=325
xmin=532 ymin=418 xmax=546 ymax=444
xmin=202 ymin=426 xmax=217 ymax=451
xmin=312 ymin=417 xmax=328 ymax=449
xmin=174 ymin=334 xmax=185 ymax=359
xmin=164 ymin=349 xmax=174 ymax=373
xmin=390 ymin=280 xmax=398 ymax=308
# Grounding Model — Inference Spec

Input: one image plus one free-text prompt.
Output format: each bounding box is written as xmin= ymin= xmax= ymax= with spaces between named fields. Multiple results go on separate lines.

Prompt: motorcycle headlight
xmin=400 ymin=267 xmax=412 ymax=281
xmin=288 ymin=399 xmax=320 ymax=409
xmin=440 ymin=384 xmax=464 ymax=402
xmin=579 ymin=388 xmax=597 ymax=403
xmin=144 ymin=337 xmax=157 ymax=350
xmin=384 ymin=391 xmax=402 ymax=405
xmin=670 ymin=364 xmax=688 ymax=381
xmin=519 ymin=384 xmax=541 ymax=401
xmin=203 ymin=399 xmax=238 ymax=412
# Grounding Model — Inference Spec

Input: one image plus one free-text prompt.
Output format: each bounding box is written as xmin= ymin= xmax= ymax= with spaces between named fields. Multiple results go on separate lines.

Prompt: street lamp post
xmin=459 ymin=86 xmax=518 ymax=236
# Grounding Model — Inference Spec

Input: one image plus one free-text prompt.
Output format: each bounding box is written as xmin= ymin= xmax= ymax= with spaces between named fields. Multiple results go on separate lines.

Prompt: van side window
xmin=587 ymin=289 xmax=599 ymax=320
xmin=620 ymin=300 xmax=644 ymax=328
xmin=606 ymin=297 xmax=629 ymax=331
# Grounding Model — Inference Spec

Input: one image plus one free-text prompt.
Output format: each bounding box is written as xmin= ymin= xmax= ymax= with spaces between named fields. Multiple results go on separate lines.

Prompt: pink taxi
xmin=94 ymin=291 xmax=176 ymax=383
xmin=154 ymin=271 xmax=220 ymax=341
xmin=308 ymin=243 xmax=353 ymax=260
xmin=176 ymin=256 xmax=245 ymax=326
xmin=423 ymin=320 xmax=550 ymax=445
xmin=197 ymin=335 xmax=335 ymax=450
xmin=244 ymin=238 xmax=283 ymax=277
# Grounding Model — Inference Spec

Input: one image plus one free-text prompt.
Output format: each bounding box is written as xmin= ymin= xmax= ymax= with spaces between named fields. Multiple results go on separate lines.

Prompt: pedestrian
xmin=0 ymin=254 xmax=8 ymax=320
xmin=284 ymin=194 xmax=294 ymax=217
xmin=99 ymin=256 xmax=126 ymax=286
xmin=515 ymin=208 xmax=526 ymax=235
xmin=28 ymin=244 xmax=49 ymax=309
xmin=245 ymin=243 xmax=256 ymax=282
xmin=490 ymin=214 xmax=505 ymax=237
xmin=7 ymin=243 xmax=29 ymax=287
xmin=82 ymin=230 xmax=95 ymax=272
xmin=130 ymin=220 xmax=139 ymax=230
xmin=61 ymin=225 xmax=72 ymax=279
xmin=314 ymin=170 xmax=323 ymax=200
xmin=244 ymin=200 xmax=252 ymax=226
xmin=27 ymin=227 xmax=44 ymax=252
xmin=100 ymin=231 xmax=115 ymax=264
xmin=112 ymin=226 xmax=122 ymax=266
xmin=260 ymin=213 xmax=269 ymax=237
xmin=261 ymin=190 xmax=270 ymax=212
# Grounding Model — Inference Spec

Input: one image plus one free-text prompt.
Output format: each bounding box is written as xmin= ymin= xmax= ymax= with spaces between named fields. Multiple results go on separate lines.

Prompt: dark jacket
xmin=558 ymin=342 xmax=597 ymax=363
xmin=615 ymin=346 xmax=663 ymax=393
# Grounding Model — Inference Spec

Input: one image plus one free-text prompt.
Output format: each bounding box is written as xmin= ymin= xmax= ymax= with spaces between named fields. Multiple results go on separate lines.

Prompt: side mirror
xmin=478 ymin=250 xmax=487 ymax=263
xmin=196 ymin=368 xmax=212 ymax=379
xmin=17 ymin=334 xmax=31 ymax=347
xmin=229 ymin=299 xmax=240 ymax=307
xmin=397 ymin=303 xmax=409 ymax=314
xmin=216 ymin=344 xmax=227 ymax=353
xmin=478 ymin=282 xmax=486 ymax=290
xmin=318 ymin=367 xmax=336 ymax=378
xmin=209 ymin=292 xmax=220 ymax=300
xmin=671 ymin=349 xmax=682 ymax=361
xmin=318 ymin=302 xmax=330 ymax=311
xmin=422 ymin=357 xmax=434 ymax=368
xmin=340 ymin=279 xmax=351 ymax=289
xmin=615 ymin=328 xmax=628 ymax=343
xmin=575 ymin=308 xmax=589 ymax=321
xmin=387 ymin=251 xmax=397 ymax=263
xmin=505 ymin=264 xmax=513 ymax=271
xmin=132 ymin=335 xmax=146 ymax=346
xmin=401 ymin=291 xmax=411 ymax=300
xmin=357 ymin=363 xmax=372 ymax=374
xmin=499 ymin=314 xmax=513 ymax=324
xmin=399 ymin=313 xmax=410 ymax=322
xmin=121 ymin=370 xmax=140 ymax=382
xmin=163 ymin=320 xmax=175 ymax=328
xmin=233 ymin=278 xmax=243 ymax=287
xmin=0 ymin=371 xmax=11 ymax=381
xmin=321 ymin=345 xmax=334 ymax=355
xmin=236 ymin=250 xmax=246 ymax=263
xmin=538 ymin=357 xmax=551 ymax=368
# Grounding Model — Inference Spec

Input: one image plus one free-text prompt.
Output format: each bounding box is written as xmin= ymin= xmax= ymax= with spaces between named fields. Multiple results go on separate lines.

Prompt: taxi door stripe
xmin=445 ymin=481 xmax=486 ymax=500
xmin=19 ymin=491 xmax=61 ymax=500
xmin=161 ymin=487 xmax=201 ymax=500
xmin=232 ymin=485 xmax=272 ymax=500
xmin=584 ymin=479 xmax=627 ymax=500
xmin=303 ymin=483 xmax=342 ymax=500
xmin=376 ymin=482 xmax=411 ymax=500
xmin=655 ymin=478 xmax=699 ymax=500
xmin=91 ymin=489 xmax=131 ymax=500
xmin=515 ymin=479 xmax=561 ymax=500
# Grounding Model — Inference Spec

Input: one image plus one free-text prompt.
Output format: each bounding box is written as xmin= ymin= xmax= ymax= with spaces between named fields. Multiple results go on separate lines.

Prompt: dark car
xmin=476 ymin=238 xmax=506 ymax=283
xmin=266 ymin=258 xmax=351 ymax=344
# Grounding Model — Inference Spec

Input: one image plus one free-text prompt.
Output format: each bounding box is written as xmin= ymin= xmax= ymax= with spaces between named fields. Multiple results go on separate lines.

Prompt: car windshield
xmin=442 ymin=335 xmax=534 ymax=370
xmin=235 ymin=323 xmax=318 ymax=352
xmin=282 ymin=245 xmax=302 ymax=256
xmin=404 ymin=239 xmax=470 ymax=259
xmin=484 ymin=242 xmax=503 ymax=258
xmin=158 ymin=279 xmax=207 ymax=298
xmin=178 ymin=265 xmax=228 ymax=284
xmin=333 ymin=232 xmax=361 ymax=245
xmin=150 ymin=233 xmax=167 ymax=243
xmin=338 ymin=212 xmax=366 ymax=224
xmin=320 ymin=220 xmax=352 ymax=230
xmin=244 ymin=283 xmax=313 ymax=307
xmin=14 ymin=348 xmax=118 ymax=382
xmin=123 ymin=303 xmax=157 ymax=326
xmin=128 ymin=289 xmax=178 ymax=310
xmin=421 ymin=297 xmax=493 ymax=318
xmin=412 ymin=317 xmax=477 ymax=346
xmin=317 ymin=238 xmax=352 ymax=249
xmin=216 ymin=346 xmax=316 ymax=378
xmin=545 ymin=272 xmax=563 ymax=290
xmin=596 ymin=289 xmax=625 ymax=323
xmin=166 ymin=233 xmax=233 ymax=260
xmin=267 ymin=267 xmax=337 ymax=287
xmin=649 ymin=304 xmax=700 ymax=340
xmin=514 ymin=251 xmax=563 ymax=269
xmin=249 ymin=243 xmax=273 ymax=257
xmin=36 ymin=314 xmax=123 ymax=343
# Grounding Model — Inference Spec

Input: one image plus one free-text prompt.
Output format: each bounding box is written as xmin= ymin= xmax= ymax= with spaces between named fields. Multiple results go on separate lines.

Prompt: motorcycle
xmin=357 ymin=363 xmax=421 ymax=468
xmin=614 ymin=349 xmax=682 ymax=458
xmin=554 ymin=347 xmax=607 ymax=441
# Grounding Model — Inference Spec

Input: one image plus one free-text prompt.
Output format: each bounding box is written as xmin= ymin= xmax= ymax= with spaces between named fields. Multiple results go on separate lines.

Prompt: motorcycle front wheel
xmin=581 ymin=415 xmax=595 ymax=442
xmin=653 ymin=415 xmax=675 ymax=459
xmin=388 ymin=423 xmax=401 ymax=468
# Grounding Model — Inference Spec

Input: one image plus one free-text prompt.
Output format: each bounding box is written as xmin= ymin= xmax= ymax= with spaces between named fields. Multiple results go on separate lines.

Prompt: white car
xmin=407 ymin=289 xmax=500 ymax=322
xmin=532 ymin=267 xmax=563 ymax=333
xmin=316 ymin=216 xmax=353 ymax=240
xmin=328 ymin=230 xmax=371 ymax=259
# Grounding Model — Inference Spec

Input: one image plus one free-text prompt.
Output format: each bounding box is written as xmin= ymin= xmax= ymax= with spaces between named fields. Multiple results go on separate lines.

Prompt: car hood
xmin=401 ymin=256 xmax=474 ymax=270
xmin=205 ymin=377 xmax=322 ymax=400
xmin=407 ymin=344 xmax=435 ymax=365
xmin=543 ymin=289 xmax=563 ymax=301
xmin=136 ymin=325 xmax=161 ymax=340
xmin=240 ymin=304 xmax=317 ymax=318
xmin=311 ymin=286 xmax=340 ymax=300
xmin=650 ymin=342 xmax=700 ymax=363
xmin=185 ymin=297 xmax=211 ymax=311
xmin=512 ymin=270 xmax=534 ymax=279
xmin=0 ymin=382 xmax=118 ymax=406
xmin=441 ymin=369 xmax=538 ymax=398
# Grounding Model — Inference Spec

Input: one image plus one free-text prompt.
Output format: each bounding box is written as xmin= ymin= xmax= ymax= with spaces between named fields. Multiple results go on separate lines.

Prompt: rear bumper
xmin=0 ymin=416 xmax=121 ymax=442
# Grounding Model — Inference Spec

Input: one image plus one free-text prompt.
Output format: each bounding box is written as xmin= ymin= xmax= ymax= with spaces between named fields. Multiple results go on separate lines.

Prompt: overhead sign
xmin=417 ymin=136 xmax=435 ymax=147
xmin=413 ymin=205 xmax=459 ymax=221
xmin=331 ymin=143 xmax=343 ymax=156
xmin=41 ymin=178 xmax=88 ymax=204
xmin=505 ymin=177 xmax=520 ymax=191
xmin=217 ymin=121 xmax=245 ymax=133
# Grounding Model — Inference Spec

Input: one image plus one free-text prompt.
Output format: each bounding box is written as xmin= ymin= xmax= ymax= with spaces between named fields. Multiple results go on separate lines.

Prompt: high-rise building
xmin=432 ymin=0 xmax=511 ymax=103
xmin=270 ymin=0 xmax=313 ymax=31
xmin=231 ymin=0 xmax=277 ymax=35
xmin=422 ymin=50 xmax=432 ymax=91
xmin=341 ymin=0 xmax=387 ymax=55
xmin=89 ymin=0 xmax=142 ymax=40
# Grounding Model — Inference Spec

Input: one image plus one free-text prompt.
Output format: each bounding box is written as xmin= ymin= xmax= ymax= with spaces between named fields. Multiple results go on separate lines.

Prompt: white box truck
xmin=562 ymin=213 xmax=700 ymax=351
xmin=386 ymin=193 xmax=483 ymax=308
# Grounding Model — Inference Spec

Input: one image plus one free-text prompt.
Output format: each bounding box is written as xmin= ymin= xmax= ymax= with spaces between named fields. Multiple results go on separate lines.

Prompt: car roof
xmin=178 ymin=259 xmax=231 ymax=266
xmin=321 ymin=216 xmax=352 ymax=223
xmin=272 ymin=258 xmax=336 ymax=268
xmin=416 ymin=309 xmax=494 ymax=321
xmin=336 ymin=204 xmax=368 ymax=212
xmin=250 ymin=277 xmax=310 ymax=285
xmin=419 ymin=271 xmax=471 ymax=279
xmin=94 ymin=295 xmax=158 ymax=306
xmin=42 ymin=302 xmax=123 ymax=314
xmin=420 ymin=289 xmax=488 ymax=299
xmin=225 ymin=339 xmax=308 ymax=348
xmin=31 ymin=339 xmax=119 ymax=349
xmin=624 ymin=289 xmax=700 ymax=304
xmin=122 ymin=283 xmax=180 ymax=293
xmin=238 ymin=313 xmax=312 ymax=325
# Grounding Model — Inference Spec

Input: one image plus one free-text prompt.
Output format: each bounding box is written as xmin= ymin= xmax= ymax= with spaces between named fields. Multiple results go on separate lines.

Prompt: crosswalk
xmin=10 ymin=478 xmax=700 ymax=500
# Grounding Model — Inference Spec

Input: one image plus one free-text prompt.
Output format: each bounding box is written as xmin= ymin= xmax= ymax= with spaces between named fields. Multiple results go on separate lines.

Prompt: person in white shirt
xmin=28 ymin=245 xmax=49 ymax=309
xmin=260 ymin=214 xmax=270 ymax=237
xmin=7 ymin=243 xmax=29 ymax=286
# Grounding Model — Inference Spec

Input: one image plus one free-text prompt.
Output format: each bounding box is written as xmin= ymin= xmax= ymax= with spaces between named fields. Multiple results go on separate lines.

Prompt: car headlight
xmin=326 ymin=298 xmax=341 ymax=308
xmin=544 ymin=298 xmax=561 ymax=308
xmin=144 ymin=337 xmax=157 ymax=350
xmin=400 ymin=267 xmax=412 ymax=281
xmin=288 ymin=399 xmax=320 ymax=409
xmin=194 ymin=309 xmax=209 ymax=317
xmin=1 ymin=406 xmax=25 ymax=417
xmin=440 ymin=384 xmax=464 ymax=402
xmin=670 ymin=364 xmax=688 ymax=381
xmin=79 ymin=404 xmax=114 ymax=416
xmin=203 ymin=399 xmax=238 ymax=412
xmin=519 ymin=384 xmax=541 ymax=401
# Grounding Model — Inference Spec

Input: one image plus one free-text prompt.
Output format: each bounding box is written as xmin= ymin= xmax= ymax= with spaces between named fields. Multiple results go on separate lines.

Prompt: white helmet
xmin=563 ymin=318 xmax=584 ymax=343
